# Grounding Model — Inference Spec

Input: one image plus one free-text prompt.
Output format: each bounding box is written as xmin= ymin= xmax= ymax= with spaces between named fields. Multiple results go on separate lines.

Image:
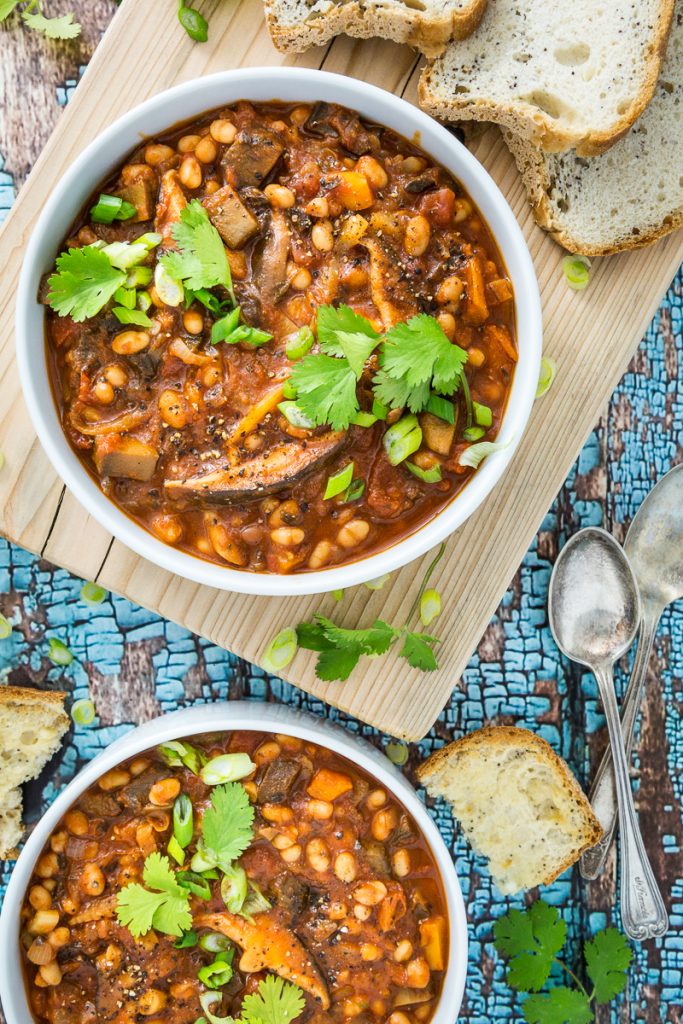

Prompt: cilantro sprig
xmin=161 ymin=199 xmax=235 ymax=303
xmin=199 ymin=782 xmax=255 ymax=868
xmin=116 ymin=852 xmax=192 ymax=938
xmin=0 ymin=0 xmax=81 ymax=38
xmin=374 ymin=314 xmax=468 ymax=413
xmin=494 ymin=900 xmax=632 ymax=1023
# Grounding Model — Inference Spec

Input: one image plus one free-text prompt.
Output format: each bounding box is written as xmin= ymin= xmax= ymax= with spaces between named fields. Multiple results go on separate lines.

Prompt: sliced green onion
xmin=426 ymin=394 xmax=455 ymax=424
xmin=190 ymin=288 xmax=226 ymax=313
xmin=80 ymin=581 xmax=106 ymax=604
xmin=178 ymin=5 xmax=209 ymax=42
xmin=0 ymin=614 xmax=12 ymax=640
xmin=103 ymin=234 xmax=159 ymax=271
xmin=406 ymin=461 xmax=442 ymax=483
xmin=135 ymin=232 xmax=162 ymax=250
xmin=157 ymin=739 xmax=205 ymax=775
xmin=167 ymin=834 xmax=186 ymax=866
xmin=113 ymin=307 xmax=153 ymax=327
xmin=473 ymin=402 xmax=492 ymax=428
xmin=285 ymin=326 xmax=314 ymax=360
xmin=137 ymin=290 xmax=152 ymax=313
xmin=351 ymin=411 xmax=378 ymax=428
xmin=221 ymin=865 xmax=248 ymax=913
xmin=562 ymin=254 xmax=591 ymax=291
xmin=463 ymin=426 xmax=485 ymax=442
xmin=198 ymin=953 xmax=234 ymax=990
xmin=114 ymin=286 xmax=136 ymax=309
xmin=199 ymin=932 xmax=233 ymax=953
xmin=277 ymin=401 xmax=315 ymax=430
xmin=240 ymin=882 xmax=272 ymax=920
xmin=372 ymin=398 xmax=388 ymax=421
xmin=385 ymin=740 xmax=409 ymax=766
xmin=211 ymin=308 xmax=240 ymax=345
xmin=420 ymin=587 xmax=442 ymax=626
xmin=536 ymin=356 xmax=557 ymax=398
xmin=90 ymin=194 xmax=137 ymax=224
xmin=71 ymin=698 xmax=95 ymax=726
xmin=173 ymin=793 xmax=194 ymax=848
xmin=200 ymin=752 xmax=255 ymax=786
xmin=222 ymin=324 xmax=272 ymax=348
xmin=261 ymin=627 xmax=297 ymax=674
xmin=365 ymin=574 xmax=391 ymax=591
xmin=47 ymin=637 xmax=73 ymax=666
xmin=174 ymin=929 xmax=198 ymax=948
xmin=459 ymin=439 xmax=510 ymax=469
xmin=154 ymin=262 xmax=184 ymax=306
xmin=190 ymin=847 xmax=218 ymax=873
xmin=199 ymin=991 xmax=233 ymax=1024
xmin=383 ymin=414 xmax=422 ymax=466
xmin=282 ymin=379 xmax=298 ymax=400
xmin=324 ymin=462 xmax=354 ymax=500
xmin=332 ymin=589 xmax=344 ymax=602
xmin=344 ymin=478 xmax=365 ymax=503
xmin=177 ymin=870 xmax=212 ymax=900
xmin=125 ymin=266 xmax=153 ymax=288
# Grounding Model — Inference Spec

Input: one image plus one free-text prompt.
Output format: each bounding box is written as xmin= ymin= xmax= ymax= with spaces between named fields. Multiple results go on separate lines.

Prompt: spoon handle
xmin=593 ymin=663 xmax=668 ymax=940
xmin=580 ymin=610 xmax=661 ymax=879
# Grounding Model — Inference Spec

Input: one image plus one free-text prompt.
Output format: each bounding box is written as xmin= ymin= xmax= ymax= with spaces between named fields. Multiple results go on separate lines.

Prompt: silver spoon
xmin=581 ymin=464 xmax=683 ymax=879
xmin=549 ymin=528 xmax=668 ymax=940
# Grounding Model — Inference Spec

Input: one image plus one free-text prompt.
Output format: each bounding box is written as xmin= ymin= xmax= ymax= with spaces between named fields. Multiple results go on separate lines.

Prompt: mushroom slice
xmin=165 ymin=432 xmax=345 ymax=504
xmin=195 ymin=910 xmax=330 ymax=1009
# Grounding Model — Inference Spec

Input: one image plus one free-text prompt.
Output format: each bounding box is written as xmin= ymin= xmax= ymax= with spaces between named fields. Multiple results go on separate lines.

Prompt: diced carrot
xmin=419 ymin=915 xmax=447 ymax=971
xmin=331 ymin=171 xmax=374 ymax=211
xmin=484 ymin=323 xmax=518 ymax=362
xmin=307 ymin=768 xmax=354 ymax=802
xmin=463 ymin=256 xmax=489 ymax=326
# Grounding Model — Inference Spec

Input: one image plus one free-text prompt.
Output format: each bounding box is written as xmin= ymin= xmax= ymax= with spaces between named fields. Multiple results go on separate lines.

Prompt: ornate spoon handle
xmin=594 ymin=664 xmax=668 ymax=940
xmin=580 ymin=610 xmax=660 ymax=880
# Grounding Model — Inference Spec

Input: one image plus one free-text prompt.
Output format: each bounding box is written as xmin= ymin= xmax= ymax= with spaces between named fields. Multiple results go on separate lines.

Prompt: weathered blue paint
xmin=0 ymin=66 xmax=681 ymax=1024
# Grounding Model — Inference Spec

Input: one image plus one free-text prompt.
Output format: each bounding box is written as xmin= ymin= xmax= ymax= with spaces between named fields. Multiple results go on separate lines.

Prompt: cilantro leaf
xmin=242 ymin=975 xmax=305 ymax=1024
xmin=0 ymin=1 xmax=21 ymax=20
xmin=289 ymin=354 xmax=359 ymax=431
xmin=317 ymin=304 xmax=379 ymax=353
xmin=116 ymin=852 xmax=192 ymax=938
xmin=296 ymin=616 xmax=397 ymax=682
xmin=201 ymin=782 xmax=254 ymax=866
xmin=295 ymin=622 xmax=333 ymax=652
xmin=523 ymin=988 xmax=594 ymax=1024
xmin=399 ymin=631 xmax=439 ymax=671
xmin=494 ymin=901 xmax=567 ymax=992
xmin=161 ymin=200 xmax=233 ymax=298
xmin=333 ymin=331 xmax=380 ymax=377
xmin=315 ymin=616 xmax=396 ymax=656
xmin=47 ymin=246 xmax=126 ymax=322
xmin=315 ymin=646 xmax=363 ymax=682
xmin=584 ymin=928 xmax=632 ymax=1003
xmin=374 ymin=314 xmax=467 ymax=412
xmin=22 ymin=7 xmax=81 ymax=38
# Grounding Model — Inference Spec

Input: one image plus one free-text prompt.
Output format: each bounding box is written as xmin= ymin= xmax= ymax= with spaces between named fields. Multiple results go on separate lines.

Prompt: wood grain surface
xmin=0 ymin=0 xmax=682 ymax=740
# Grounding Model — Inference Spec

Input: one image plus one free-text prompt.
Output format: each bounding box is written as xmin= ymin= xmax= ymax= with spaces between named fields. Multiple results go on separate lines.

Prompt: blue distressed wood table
xmin=0 ymin=8 xmax=681 ymax=1021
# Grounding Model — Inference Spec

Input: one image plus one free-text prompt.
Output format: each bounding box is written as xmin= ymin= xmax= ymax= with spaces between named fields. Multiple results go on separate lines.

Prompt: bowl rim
xmin=0 ymin=702 xmax=468 ymax=1024
xmin=16 ymin=66 xmax=542 ymax=596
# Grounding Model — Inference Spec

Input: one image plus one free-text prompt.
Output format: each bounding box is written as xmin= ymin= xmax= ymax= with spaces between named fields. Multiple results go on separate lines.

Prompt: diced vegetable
xmin=221 ymin=865 xmax=248 ymax=913
xmin=307 ymin=768 xmax=354 ymax=802
xmin=562 ymin=254 xmax=591 ymax=291
xmin=285 ymin=326 xmax=314 ymax=361
xmin=154 ymin=262 xmax=184 ymax=306
xmin=383 ymin=414 xmax=422 ymax=466
xmin=331 ymin=170 xmax=374 ymax=210
xmin=80 ymin=582 xmax=106 ymax=604
xmin=473 ymin=402 xmax=492 ymax=428
xmin=536 ymin=356 xmax=557 ymax=398
xmin=278 ymin=401 xmax=315 ymax=430
xmin=200 ymin=753 xmax=255 ymax=786
xmin=93 ymin=435 xmax=159 ymax=482
xmin=425 ymin=394 xmax=455 ymax=424
xmin=420 ymin=412 xmax=455 ymax=456
xmin=420 ymin=588 xmax=441 ymax=626
xmin=173 ymin=794 xmax=194 ymax=848
xmin=463 ymin=426 xmax=485 ymax=442
xmin=262 ymin=627 xmax=297 ymax=674
xmin=351 ymin=411 xmax=378 ymax=428
xmin=406 ymin=461 xmax=442 ymax=484
xmin=71 ymin=698 xmax=95 ymax=725
xmin=419 ymin=915 xmax=447 ymax=971
xmin=90 ymin=194 xmax=137 ymax=224
xmin=324 ymin=462 xmax=354 ymax=500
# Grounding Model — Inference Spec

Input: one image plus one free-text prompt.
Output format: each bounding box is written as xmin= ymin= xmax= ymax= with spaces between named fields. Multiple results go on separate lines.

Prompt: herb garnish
xmin=195 ymin=782 xmax=255 ymax=870
xmin=160 ymin=200 xmax=235 ymax=302
xmin=374 ymin=314 xmax=467 ymax=413
xmin=116 ymin=852 xmax=193 ymax=938
xmin=241 ymin=975 xmax=305 ymax=1024
xmin=0 ymin=1 xmax=81 ymax=38
xmin=494 ymin=900 xmax=632 ymax=1023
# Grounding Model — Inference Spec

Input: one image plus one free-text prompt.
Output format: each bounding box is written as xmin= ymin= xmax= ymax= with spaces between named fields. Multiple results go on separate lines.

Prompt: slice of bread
xmin=504 ymin=4 xmax=683 ymax=255
xmin=417 ymin=726 xmax=602 ymax=894
xmin=264 ymin=0 xmax=488 ymax=58
xmin=419 ymin=0 xmax=675 ymax=156
xmin=0 ymin=686 xmax=69 ymax=859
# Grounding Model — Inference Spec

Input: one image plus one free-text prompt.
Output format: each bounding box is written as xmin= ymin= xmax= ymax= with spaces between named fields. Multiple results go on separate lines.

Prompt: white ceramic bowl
xmin=0 ymin=703 xmax=467 ymax=1023
xmin=16 ymin=67 xmax=542 ymax=596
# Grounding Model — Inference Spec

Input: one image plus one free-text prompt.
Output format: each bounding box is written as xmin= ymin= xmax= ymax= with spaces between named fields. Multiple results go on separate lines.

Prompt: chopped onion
xmin=383 ymin=414 xmax=422 ymax=466
xmin=364 ymin=573 xmax=391 ymax=591
xmin=0 ymin=614 xmax=12 ymax=641
xmin=154 ymin=262 xmax=184 ymax=306
xmin=420 ymin=588 xmax=441 ymax=626
xmin=324 ymin=462 xmax=354 ymax=500
xmin=277 ymin=400 xmax=315 ymax=430
xmin=385 ymin=741 xmax=409 ymax=767
xmin=261 ymin=627 xmax=297 ymax=674
xmin=71 ymin=698 xmax=95 ymax=726
xmin=536 ymin=356 xmax=557 ymax=398
xmin=285 ymin=326 xmax=314 ymax=360
xmin=200 ymin=752 xmax=255 ymax=786
xmin=80 ymin=581 xmax=106 ymax=604
xmin=221 ymin=865 xmax=248 ymax=913
xmin=459 ymin=439 xmax=510 ymax=469
xmin=562 ymin=254 xmax=591 ymax=291
xmin=47 ymin=637 xmax=73 ymax=666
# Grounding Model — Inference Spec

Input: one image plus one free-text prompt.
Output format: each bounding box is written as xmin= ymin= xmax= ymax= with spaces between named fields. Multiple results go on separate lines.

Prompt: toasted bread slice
xmin=419 ymin=0 xmax=675 ymax=156
xmin=264 ymin=0 xmax=488 ymax=58
xmin=417 ymin=726 xmax=603 ymax=894
xmin=504 ymin=5 xmax=683 ymax=254
xmin=0 ymin=686 xmax=69 ymax=859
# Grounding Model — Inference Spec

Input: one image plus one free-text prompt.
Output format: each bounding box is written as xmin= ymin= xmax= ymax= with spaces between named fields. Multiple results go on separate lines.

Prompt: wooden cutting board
xmin=0 ymin=0 xmax=681 ymax=739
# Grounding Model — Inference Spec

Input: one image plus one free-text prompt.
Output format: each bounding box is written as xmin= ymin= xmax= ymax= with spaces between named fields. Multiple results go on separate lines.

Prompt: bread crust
xmin=264 ymin=0 xmax=488 ymax=58
xmin=0 ymin=684 xmax=68 ymax=711
xmin=419 ymin=0 xmax=676 ymax=157
xmin=418 ymin=725 xmax=603 ymax=889
xmin=504 ymin=126 xmax=683 ymax=256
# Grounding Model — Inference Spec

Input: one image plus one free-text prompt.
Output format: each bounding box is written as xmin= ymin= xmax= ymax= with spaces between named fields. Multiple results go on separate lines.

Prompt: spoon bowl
xmin=625 ymin=463 xmax=683 ymax=608
xmin=549 ymin=528 xmax=640 ymax=668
